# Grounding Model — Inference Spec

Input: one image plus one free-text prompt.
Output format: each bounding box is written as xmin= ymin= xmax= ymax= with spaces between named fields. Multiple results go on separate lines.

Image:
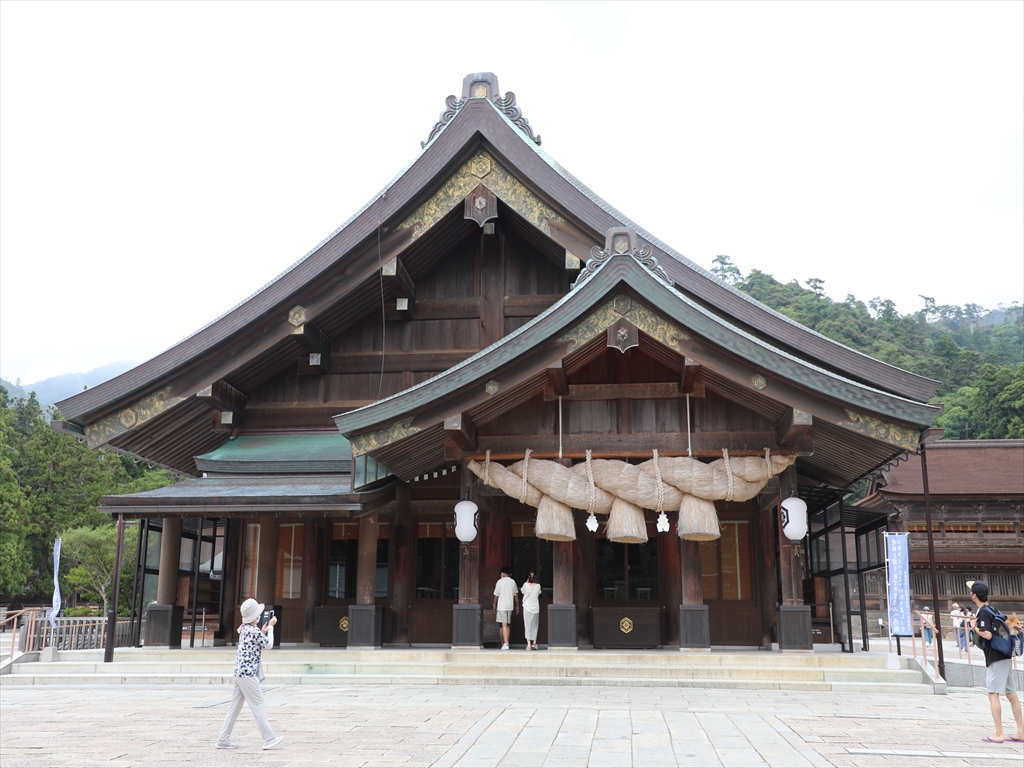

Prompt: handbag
xmin=257 ymin=662 xmax=265 ymax=682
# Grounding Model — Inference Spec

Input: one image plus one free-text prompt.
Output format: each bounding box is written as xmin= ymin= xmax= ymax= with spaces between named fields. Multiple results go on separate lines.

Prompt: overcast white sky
xmin=2 ymin=1 xmax=1021 ymax=385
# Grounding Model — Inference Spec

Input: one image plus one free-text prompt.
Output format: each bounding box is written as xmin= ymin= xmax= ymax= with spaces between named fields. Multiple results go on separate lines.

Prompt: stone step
xmin=0 ymin=671 xmax=936 ymax=694
xmin=12 ymin=658 xmax=922 ymax=682
xmin=47 ymin=648 xmax=900 ymax=669
xmin=2 ymin=664 xmax=924 ymax=690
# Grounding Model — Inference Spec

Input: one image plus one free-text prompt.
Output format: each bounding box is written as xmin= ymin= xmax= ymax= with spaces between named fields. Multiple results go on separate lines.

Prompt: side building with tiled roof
xmin=857 ymin=440 xmax=1024 ymax=613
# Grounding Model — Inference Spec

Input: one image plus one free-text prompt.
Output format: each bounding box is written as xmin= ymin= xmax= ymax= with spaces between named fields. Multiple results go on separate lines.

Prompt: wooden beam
xmin=679 ymin=358 xmax=701 ymax=394
xmin=547 ymin=360 xmax=569 ymax=397
xmin=543 ymin=382 xmax=704 ymax=401
xmin=395 ymin=297 xmax=414 ymax=321
xmin=331 ymin=349 xmax=476 ymax=373
xmin=444 ymin=431 xmax=812 ymax=460
xmin=444 ymin=412 xmax=478 ymax=451
xmin=291 ymin=321 xmax=332 ymax=373
xmin=382 ymin=256 xmax=415 ymax=300
xmin=196 ymin=380 xmax=247 ymax=414
xmin=545 ymin=217 xmax=602 ymax=263
xmin=504 ymin=294 xmax=561 ymax=317
xmin=212 ymin=410 xmax=243 ymax=433
xmin=776 ymin=407 xmax=813 ymax=446
xmin=565 ymin=250 xmax=581 ymax=280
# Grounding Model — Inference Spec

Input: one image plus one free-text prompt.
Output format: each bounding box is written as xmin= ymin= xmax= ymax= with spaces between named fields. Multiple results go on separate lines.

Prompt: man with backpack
xmin=969 ymin=581 xmax=1024 ymax=744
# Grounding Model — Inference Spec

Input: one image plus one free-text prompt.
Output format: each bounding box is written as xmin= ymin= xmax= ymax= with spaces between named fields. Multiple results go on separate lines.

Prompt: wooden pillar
xmin=356 ymin=512 xmax=379 ymax=605
xmin=662 ymin=527 xmax=682 ymax=645
xmin=479 ymin=226 xmax=505 ymax=348
xmin=552 ymin=541 xmax=573 ymax=604
xmin=458 ymin=462 xmax=481 ymax=605
xmin=777 ymin=466 xmax=812 ymax=650
xmin=391 ymin=484 xmax=411 ymax=645
xmin=255 ymin=516 xmax=279 ymax=605
xmin=155 ymin=516 xmax=182 ymax=605
xmin=758 ymin=502 xmax=780 ymax=648
xmin=303 ymin=519 xmax=325 ymax=643
xmin=453 ymin=463 xmax=483 ymax=648
xmin=679 ymin=537 xmax=710 ymax=649
xmin=778 ymin=467 xmax=802 ymax=606
xmin=572 ymin=512 xmax=593 ymax=646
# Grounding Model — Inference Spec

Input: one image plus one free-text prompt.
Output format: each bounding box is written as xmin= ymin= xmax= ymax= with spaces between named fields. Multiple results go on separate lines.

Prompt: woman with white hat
xmin=215 ymin=598 xmax=283 ymax=750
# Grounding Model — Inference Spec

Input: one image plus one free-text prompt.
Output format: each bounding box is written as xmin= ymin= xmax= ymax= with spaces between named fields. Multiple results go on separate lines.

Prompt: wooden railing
xmin=909 ymin=610 xmax=1019 ymax=677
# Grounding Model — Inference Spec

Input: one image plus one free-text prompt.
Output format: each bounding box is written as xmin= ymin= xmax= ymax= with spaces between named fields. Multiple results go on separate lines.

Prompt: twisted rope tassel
xmin=764 ymin=447 xmax=773 ymax=479
xmin=653 ymin=448 xmax=665 ymax=513
xmin=723 ymin=448 xmax=734 ymax=502
xmin=519 ymin=448 xmax=532 ymax=504
xmin=585 ymin=449 xmax=596 ymax=514
xmin=483 ymin=449 xmax=491 ymax=485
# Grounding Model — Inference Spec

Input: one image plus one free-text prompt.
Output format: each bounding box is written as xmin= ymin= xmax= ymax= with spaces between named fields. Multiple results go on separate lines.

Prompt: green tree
xmin=710 ymin=255 xmax=742 ymax=284
xmin=58 ymin=524 xmax=138 ymax=615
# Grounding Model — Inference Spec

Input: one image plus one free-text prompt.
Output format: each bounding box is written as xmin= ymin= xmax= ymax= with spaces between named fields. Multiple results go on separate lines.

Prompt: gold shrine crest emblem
xmin=619 ymin=617 xmax=634 ymax=634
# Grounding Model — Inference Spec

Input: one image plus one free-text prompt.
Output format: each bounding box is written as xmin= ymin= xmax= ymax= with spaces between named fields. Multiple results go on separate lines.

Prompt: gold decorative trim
xmin=84 ymin=386 xmax=186 ymax=448
xmin=840 ymin=410 xmax=920 ymax=452
xmin=397 ymin=150 xmax=562 ymax=240
xmin=558 ymin=298 xmax=691 ymax=354
xmin=349 ymin=417 xmax=420 ymax=457
xmin=619 ymin=617 xmax=634 ymax=634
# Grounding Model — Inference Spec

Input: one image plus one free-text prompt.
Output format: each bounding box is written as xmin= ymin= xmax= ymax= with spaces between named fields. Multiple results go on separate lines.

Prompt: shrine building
xmin=54 ymin=73 xmax=942 ymax=652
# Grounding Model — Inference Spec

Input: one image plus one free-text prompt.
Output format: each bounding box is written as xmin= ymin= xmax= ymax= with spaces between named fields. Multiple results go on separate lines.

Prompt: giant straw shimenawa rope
xmin=467 ymin=450 xmax=795 ymax=543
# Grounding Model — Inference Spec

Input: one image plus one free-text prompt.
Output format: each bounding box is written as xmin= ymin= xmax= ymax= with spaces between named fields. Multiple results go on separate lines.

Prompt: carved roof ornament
xmin=422 ymin=94 xmax=465 ymax=149
xmin=572 ymin=227 xmax=672 ymax=289
xmin=422 ymin=73 xmax=542 ymax=149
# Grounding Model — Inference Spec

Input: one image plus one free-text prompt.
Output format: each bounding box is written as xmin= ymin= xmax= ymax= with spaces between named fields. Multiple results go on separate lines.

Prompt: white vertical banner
xmin=884 ymin=533 xmax=912 ymax=636
xmin=51 ymin=538 xmax=62 ymax=628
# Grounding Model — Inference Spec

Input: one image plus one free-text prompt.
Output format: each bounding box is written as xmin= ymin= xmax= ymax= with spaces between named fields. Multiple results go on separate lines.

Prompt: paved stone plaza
xmin=2 ymin=682 xmax=1023 ymax=768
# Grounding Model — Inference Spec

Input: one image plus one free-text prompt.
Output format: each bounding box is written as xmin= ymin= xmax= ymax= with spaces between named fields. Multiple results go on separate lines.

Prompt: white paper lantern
xmin=454 ymin=500 xmax=479 ymax=543
xmin=780 ymin=497 xmax=808 ymax=541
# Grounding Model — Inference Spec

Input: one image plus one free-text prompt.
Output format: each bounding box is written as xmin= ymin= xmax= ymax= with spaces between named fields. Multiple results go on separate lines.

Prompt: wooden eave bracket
xmin=547 ymin=360 xmax=569 ymax=397
xmin=679 ymin=358 xmax=701 ymax=394
xmin=197 ymin=380 xmax=248 ymax=430
xmin=776 ymin=407 xmax=813 ymax=446
xmin=293 ymin=321 xmax=332 ymax=374
xmin=382 ymin=256 xmax=416 ymax=320
xmin=444 ymin=412 xmax=478 ymax=451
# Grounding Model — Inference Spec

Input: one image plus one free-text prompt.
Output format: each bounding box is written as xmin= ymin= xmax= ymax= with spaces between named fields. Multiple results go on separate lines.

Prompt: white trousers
xmin=218 ymin=675 xmax=275 ymax=745
xmin=524 ymin=610 xmax=540 ymax=642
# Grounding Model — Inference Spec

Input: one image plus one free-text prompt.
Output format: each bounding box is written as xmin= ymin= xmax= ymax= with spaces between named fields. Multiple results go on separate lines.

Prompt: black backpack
xmin=979 ymin=606 xmax=1024 ymax=657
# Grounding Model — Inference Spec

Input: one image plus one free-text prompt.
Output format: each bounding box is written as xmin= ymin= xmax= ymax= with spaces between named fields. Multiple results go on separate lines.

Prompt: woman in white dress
xmin=521 ymin=572 xmax=542 ymax=650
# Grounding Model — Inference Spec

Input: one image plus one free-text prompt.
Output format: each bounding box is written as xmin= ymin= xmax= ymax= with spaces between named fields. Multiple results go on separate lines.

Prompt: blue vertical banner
xmin=885 ymin=533 xmax=912 ymax=636
xmin=51 ymin=539 xmax=61 ymax=628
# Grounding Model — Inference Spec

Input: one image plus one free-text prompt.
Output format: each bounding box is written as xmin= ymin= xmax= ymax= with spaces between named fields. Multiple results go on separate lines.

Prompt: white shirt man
xmin=492 ymin=567 xmax=519 ymax=650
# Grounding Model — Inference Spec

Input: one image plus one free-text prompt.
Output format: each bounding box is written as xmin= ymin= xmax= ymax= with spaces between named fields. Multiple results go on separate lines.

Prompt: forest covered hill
xmin=710 ymin=256 xmax=1023 ymax=440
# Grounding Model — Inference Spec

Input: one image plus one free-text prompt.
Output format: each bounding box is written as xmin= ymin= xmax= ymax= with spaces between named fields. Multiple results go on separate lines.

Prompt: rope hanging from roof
xmin=469 ymin=450 xmax=795 ymax=543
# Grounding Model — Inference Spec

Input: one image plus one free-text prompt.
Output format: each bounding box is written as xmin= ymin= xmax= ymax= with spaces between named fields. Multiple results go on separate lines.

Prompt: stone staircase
xmin=0 ymin=647 xmax=936 ymax=694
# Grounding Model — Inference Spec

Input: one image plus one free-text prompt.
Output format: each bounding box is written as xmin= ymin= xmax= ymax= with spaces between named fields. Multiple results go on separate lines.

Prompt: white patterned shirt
xmin=233 ymin=624 xmax=270 ymax=677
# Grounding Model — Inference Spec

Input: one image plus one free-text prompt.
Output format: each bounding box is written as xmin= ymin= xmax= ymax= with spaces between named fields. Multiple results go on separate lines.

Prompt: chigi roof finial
xmin=422 ymin=72 xmax=542 ymax=148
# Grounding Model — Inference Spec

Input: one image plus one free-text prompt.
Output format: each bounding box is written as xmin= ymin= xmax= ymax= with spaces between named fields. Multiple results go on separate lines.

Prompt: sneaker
xmin=501 ymin=643 xmax=509 ymax=650
xmin=215 ymin=741 xmax=237 ymax=750
xmin=263 ymin=736 xmax=284 ymax=750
